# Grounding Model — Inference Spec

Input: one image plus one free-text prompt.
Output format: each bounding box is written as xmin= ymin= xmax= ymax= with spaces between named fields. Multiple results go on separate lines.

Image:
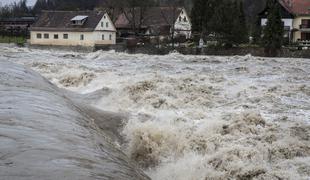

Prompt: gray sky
xmin=0 ymin=0 xmax=37 ymax=6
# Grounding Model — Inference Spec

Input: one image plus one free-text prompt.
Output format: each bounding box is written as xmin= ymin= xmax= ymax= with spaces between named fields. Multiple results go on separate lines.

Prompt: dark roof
xmin=31 ymin=11 xmax=106 ymax=32
xmin=0 ymin=17 xmax=36 ymax=22
xmin=115 ymin=7 xmax=183 ymax=29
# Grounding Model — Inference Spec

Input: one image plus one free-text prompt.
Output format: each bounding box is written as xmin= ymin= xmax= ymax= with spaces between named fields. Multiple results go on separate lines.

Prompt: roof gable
xmin=31 ymin=11 xmax=106 ymax=32
xmin=95 ymin=13 xmax=116 ymax=32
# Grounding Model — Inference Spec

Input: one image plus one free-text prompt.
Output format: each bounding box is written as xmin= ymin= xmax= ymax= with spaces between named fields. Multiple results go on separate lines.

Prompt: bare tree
xmin=121 ymin=0 xmax=154 ymax=36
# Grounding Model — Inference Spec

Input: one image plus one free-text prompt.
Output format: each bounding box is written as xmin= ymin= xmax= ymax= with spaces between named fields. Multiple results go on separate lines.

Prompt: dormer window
xmin=71 ymin=15 xmax=88 ymax=26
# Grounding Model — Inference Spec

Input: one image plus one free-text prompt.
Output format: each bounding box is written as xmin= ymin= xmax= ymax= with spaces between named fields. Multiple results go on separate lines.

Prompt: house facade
xmin=260 ymin=0 xmax=310 ymax=46
xmin=114 ymin=7 xmax=192 ymax=39
xmin=173 ymin=8 xmax=192 ymax=38
xmin=30 ymin=11 xmax=116 ymax=47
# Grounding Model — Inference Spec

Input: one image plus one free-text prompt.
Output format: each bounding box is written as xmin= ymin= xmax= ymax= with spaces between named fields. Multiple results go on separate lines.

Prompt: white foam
xmin=1 ymin=45 xmax=309 ymax=179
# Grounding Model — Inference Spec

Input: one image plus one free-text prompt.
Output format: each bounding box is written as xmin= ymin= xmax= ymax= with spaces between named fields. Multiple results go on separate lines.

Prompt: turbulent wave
xmin=0 ymin=44 xmax=309 ymax=179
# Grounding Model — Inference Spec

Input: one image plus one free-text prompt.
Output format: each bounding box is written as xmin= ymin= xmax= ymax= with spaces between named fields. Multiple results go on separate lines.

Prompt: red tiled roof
xmin=280 ymin=0 xmax=310 ymax=15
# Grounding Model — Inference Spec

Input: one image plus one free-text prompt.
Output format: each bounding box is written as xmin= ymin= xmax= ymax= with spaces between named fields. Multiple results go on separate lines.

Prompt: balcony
xmin=299 ymin=24 xmax=310 ymax=32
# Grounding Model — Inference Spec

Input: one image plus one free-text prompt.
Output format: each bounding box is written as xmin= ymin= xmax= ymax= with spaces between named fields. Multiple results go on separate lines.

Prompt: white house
xmin=260 ymin=0 xmax=310 ymax=46
xmin=114 ymin=7 xmax=192 ymax=39
xmin=173 ymin=8 xmax=192 ymax=39
xmin=30 ymin=11 xmax=116 ymax=47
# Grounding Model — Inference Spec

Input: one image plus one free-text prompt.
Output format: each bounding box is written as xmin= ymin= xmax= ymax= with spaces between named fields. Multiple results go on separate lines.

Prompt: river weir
xmin=0 ymin=60 xmax=149 ymax=180
xmin=0 ymin=44 xmax=309 ymax=179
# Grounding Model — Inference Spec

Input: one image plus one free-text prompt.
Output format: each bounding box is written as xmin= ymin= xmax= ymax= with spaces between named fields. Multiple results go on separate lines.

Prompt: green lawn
xmin=0 ymin=36 xmax=26 ymax=45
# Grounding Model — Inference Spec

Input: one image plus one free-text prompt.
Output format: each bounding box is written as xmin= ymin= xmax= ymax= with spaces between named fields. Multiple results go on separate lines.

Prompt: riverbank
xmin=24 ymin=43 xmax=310 ymax=58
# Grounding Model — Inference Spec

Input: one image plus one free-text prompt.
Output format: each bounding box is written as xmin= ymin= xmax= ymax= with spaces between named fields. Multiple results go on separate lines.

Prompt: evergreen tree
xmin=208 ymin=0 xmax=248 ymax=47
xmin=262 ymin=0 xmax=284 ymax=56
xmin=236 ymin=0 xmax=248 ymax=43
xmin=191 ymin=0 xmax=218 ymax=35
xmin=191 ymin=0 xmax=206 ymax=33
xmin=251 ymin=16 xmax=262 ymax=44
xmin=209 ymin=0 xmax=233 ymax=46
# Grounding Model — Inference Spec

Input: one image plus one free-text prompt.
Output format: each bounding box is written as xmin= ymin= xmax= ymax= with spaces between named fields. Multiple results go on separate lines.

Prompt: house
xmin=259 ymin=0 xmax=310 ymax=46
xmin=30 ymin=11 xmax=116 ymax=47
xmin=0 ymin=17 xmax=36 ymax=37
xmin=114 ymin=7 xmax=192 ymax=40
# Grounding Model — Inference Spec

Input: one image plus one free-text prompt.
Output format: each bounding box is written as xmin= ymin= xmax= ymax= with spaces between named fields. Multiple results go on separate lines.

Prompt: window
xmin=101 ymin=22 xmax=104 ymax=27
xmin=102 ymin=34 xmax=105 ymax=40
xmin=44 ymin=33 xmax=49 ymax=39
xmin=63 ymin=34 xmax=68 ymax=39
xmin=184 ymin=17 xmax=187 ymax=22
xmin=80 ymin=34 xmax=84 ymax=40
xmin=109 ymin=34 xmax=112 ymax=40
xmin=179 ymin=17 xmax=182 ymax=22
xmin=106 ymin=22 xmax=109 ymax=27
xmin=301 ymin=32 xmax=310 ymax=41
xmin=301 ymin=19 xmax=310 ymax=28
xmin=36 ymin=33 xmax=42 ymax=39
xmin=54 ymin=34 xmax=58 ymax=39
xmin=104 ymin=16 xmax=106 ymax=19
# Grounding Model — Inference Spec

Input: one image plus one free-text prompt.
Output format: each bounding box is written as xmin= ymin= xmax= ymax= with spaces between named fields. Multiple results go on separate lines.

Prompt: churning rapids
xmin=0 ymin=44 xmax=309 ymax=180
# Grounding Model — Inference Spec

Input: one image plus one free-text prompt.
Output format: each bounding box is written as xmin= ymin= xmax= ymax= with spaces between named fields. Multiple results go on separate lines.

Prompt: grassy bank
xmin=0 ymin=36 xmax=26 ymax=46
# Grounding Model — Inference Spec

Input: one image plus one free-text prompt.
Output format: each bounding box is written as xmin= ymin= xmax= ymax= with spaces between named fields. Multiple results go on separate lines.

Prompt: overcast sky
xmin=0 ymin=0 xmax=37 ymax=6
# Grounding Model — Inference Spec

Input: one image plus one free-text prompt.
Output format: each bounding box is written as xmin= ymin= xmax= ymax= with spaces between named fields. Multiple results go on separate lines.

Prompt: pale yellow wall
xmin=30 ymin=31 xmax=116 ymax=46
xmin=93 ymin=31 xmax=116 ymax=45
xmin=292 ymin=16 xmax=310 ymax=42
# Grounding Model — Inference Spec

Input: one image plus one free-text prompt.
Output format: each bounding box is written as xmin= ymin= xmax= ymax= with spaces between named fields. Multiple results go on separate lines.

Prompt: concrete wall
xmin=30 ymin=31 xmax=116 ymax=47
